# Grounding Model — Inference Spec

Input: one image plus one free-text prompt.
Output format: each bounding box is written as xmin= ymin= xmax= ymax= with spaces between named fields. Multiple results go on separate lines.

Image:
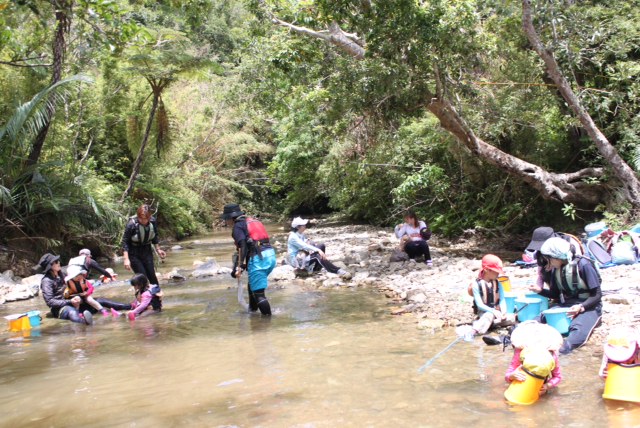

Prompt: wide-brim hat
xmin=291 ymin=217 xmax=309 ymax=228
xmin=511 ymin=320 xmax=564 ymax=352
xmin=604 ymin=328 xmax=639 ymax=362
xmin=64 ymin=264 xmax=87 ymax=283
xmin=526 ymin=227 xmax=555 ymax=252
xmin=220 ymin=203 xmax=244 ymax=220
xmin=34 ymin=253 xmax=60 ymax=274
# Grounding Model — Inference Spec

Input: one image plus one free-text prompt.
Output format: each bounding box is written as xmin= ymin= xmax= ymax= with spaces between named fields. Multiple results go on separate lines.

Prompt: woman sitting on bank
xmin=394 ymin=209 xmax=432 ymax=265
xmin=287 ymin=217 xmax=351 ymax=279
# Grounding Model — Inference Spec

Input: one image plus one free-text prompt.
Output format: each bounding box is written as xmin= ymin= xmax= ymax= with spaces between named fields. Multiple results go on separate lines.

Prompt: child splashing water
xmin=127 ymin=274 xmax=163 ymax=321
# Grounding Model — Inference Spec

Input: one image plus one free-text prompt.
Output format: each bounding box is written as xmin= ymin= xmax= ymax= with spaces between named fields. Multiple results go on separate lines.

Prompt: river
xmin=0 ymin=229 xmax=638 ymax=427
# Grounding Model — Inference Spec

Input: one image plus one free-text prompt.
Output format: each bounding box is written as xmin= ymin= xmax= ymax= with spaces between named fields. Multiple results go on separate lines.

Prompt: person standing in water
xmin=221 ymin=203 xmax=276 ymax=315
xmin=121 ymin=204 xmax=166 ymax=285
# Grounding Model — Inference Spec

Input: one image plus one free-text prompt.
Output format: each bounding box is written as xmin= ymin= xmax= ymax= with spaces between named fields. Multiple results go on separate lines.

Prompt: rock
xmin=418 ymin=318 xmax=445 ymax=330
xmin=604 ymin=294 xmax=632 ymax=305
xmin=171 ymin=245 xmax=183 ymax=250
xmin=191 ymin=260 xmax=220 ymax=278
xmin=167 ymin=268 xmax=187 ymax=281
xmin=270 ymin=265 xmax=296 ymax=281
xmin=409 ymin=292 xmax=427 ymax=304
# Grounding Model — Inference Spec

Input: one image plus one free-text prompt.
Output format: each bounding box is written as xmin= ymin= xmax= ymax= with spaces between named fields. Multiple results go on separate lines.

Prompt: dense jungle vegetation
xmin=1 ymin=0 xmax=639 ymax=258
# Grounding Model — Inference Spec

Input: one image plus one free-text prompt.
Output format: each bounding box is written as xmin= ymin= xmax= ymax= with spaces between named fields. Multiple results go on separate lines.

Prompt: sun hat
xmin=481 ymin=254 xmax=504 ymax=274
xmin=34 ymin=253 xmax=61 ymax=274
xmin=291 ymin=217 xmax=309 ymax=228
xmin=79 ymin=248 xmax=91 ymax=257
xmin=604 ymin=328 xmax=639 ymax=363
xmin=511 ymin=320 xmax=564 ymax=352
xmin=526 ymin=227 xmax=555 ymax=252
xmin=64 ymin=264 xmax=87 ymax=283
xmin=220 ymin=203 xmax=245 ymax=220
xmin=540 ymin=237 xmax=572 ymax=260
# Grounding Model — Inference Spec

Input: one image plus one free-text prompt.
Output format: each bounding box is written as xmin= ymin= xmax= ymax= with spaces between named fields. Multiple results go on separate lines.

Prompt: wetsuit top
xmin=538 ymin=257 xmax=602 ymax=310
xmin=122 ymin=216 xmax=159 ymax=252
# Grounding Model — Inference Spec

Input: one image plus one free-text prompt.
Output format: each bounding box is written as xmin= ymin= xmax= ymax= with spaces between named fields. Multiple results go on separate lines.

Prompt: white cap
xmin=65 ymin=264 xmax=87 ymax=283
xmin=291 ymin=217 xmax=309 ymax=228
xmin=79 ymin=248 xmax=91 ymax=256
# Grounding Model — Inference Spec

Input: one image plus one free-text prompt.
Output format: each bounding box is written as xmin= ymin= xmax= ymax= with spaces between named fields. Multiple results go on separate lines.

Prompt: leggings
xmin=558 ymin=307 xmax=602 ymax=354
xmin=308 ymin=243 xmax=341 ymax=274
xmin=248 ymin=283 xmax=271 ymax=316
xmin=129 ymin=247 xmax=159 ymax=285
xmin=404 ymin=240 xmax=431 ymax=261
xmin=95 ymin=298 xmax=132 ymax=311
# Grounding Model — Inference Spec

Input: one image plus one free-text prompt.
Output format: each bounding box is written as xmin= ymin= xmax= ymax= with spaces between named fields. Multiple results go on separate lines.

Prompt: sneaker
xmin=337 ymin=269 xmax=352 ymax=280
xmin=101 ymin=309 xmax=110 ymax=317
xmin=110 ymin=308 xmax=121 ymax=318
xmin=128 ymin=312 xmax=136 ymax=321
xmin=425 ymin=260 xmax=433 ymax=266
xmin=82 ymin=310 xmax=93 ymax=326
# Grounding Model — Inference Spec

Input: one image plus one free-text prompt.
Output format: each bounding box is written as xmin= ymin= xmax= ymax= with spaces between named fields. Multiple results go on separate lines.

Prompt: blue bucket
xmin=585 ymin=221 xmax=607 ymax=238
xmin=630 ymin=224 xmax=640 ymax=234
xmin=543 ymin=307 xmax=572 ymax=335
xmin=525 ymin=292 xmax=549 ymax=312
xmin=504 ymin=292 xmax=518 ymax=314
xmin=26 ymin=310 xmax=41 ymax=327
xmin=515 ymin=298 xmax=542 ymax=322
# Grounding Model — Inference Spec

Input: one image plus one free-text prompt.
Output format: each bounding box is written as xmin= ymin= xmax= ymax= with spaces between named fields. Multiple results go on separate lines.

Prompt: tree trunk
xmin=427 ymin=97 xmax=606 ymax=206
xmin=120 ymin=90 xmax=161 ymax=203
xmin=522 ymin=0 xmax=640 ymax=208
xmin=26 ymin=0 xmax=72 ymax=167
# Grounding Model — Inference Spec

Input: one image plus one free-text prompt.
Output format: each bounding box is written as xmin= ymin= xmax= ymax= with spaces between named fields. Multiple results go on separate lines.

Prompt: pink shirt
xmin=130 ymin=290 xmax=153 ymax=316
xmin=505 ymin=348 xmax=562 ymax=388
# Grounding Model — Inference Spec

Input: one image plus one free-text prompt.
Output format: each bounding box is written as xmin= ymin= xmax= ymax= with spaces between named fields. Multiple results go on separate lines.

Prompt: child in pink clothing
xmin=505 ymin=348 xmax=562 ymax=396
xmin=127 ymin=274 xmax=163 ymax=320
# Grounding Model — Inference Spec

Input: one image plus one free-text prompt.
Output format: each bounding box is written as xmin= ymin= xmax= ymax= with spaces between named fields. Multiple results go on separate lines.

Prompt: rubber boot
xmin=82 ymin=310 xmax=93 ymax=326
xmin=257 ymin=296 xmax=271 ymax=316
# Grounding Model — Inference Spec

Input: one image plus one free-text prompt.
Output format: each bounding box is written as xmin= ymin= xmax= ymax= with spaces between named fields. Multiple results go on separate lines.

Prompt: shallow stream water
xmin=1 ymin=229 xmax=638 ymax=427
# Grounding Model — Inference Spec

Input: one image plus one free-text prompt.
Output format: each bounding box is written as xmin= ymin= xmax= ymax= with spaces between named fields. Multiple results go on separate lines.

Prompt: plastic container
xmin=543 ymin=307 xmax=572 ymax=335
xmin=5 ymin=314 xmax=31 ymax=332
xmin=515 ymin=297 xmax=542 ymax=322
xmin=27 ymin=310 xmax=41 ymax=327
xmin=504 ymin=369 xmax=545 ymax=405
xmin=630 ymin=224 xmax=640 ymax=234
xmin=503 ymin=292 xmax=518 ymax=314
xmin=497 ymin=276 xmax=511 ymax=292
xmin=585 ymin=221 xmax=607 ymax=238
xmin=603 ymin=363 xmax=640 ymax=403
xmin=525 ymin=292 xmax=549 ymax=312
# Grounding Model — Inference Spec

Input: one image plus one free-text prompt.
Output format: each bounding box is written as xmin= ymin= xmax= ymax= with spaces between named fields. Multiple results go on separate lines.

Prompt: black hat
xmin=34 ymin=253 xmax=60 ymax=274
xmin=220 ymin=203 xmax=244 ymax=220
xmin=526 ymin=226 xmax=555 ymax=251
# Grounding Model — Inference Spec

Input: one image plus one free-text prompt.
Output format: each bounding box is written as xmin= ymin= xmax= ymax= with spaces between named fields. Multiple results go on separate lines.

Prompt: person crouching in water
xmin=468 ymin=254 xmax=511 ymax=335
xmin=64 ymin=264 xmax=117 ymax=317
xmin=287 ymin=217 xmax=351 ymax=279
xmin=221 ymin=203 xmax=276 ymax=316
xmin=127 ymin=274 xmax=163 ymax=321
xmin=528 ymin=237 xmax=602 ymax=354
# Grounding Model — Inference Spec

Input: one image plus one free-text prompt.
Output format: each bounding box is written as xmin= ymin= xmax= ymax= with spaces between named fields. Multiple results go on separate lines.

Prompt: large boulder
xmin=192 ymin=260 xmax=220 ymax=278
xmin=270 ymin=265 xmax=296 ymax=281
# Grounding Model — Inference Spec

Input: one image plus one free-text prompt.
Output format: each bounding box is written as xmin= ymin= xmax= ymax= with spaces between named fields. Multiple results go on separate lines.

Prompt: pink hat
xmin=481 ymin=254 xmax=504 ymax=274
xmin=604 ymin=330 xmax=638 ymax=363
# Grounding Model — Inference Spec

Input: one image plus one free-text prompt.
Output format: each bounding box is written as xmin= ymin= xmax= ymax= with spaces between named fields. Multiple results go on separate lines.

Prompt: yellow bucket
xmin=7 ymin=315 xmax=31 ymax=332
xmin=603 ymin=363 xmax=640 ymax=403
xmin=504 ymin=369 xmax=544 ymax=405
xmin=498 ymin=276 xmax=511 ymax=292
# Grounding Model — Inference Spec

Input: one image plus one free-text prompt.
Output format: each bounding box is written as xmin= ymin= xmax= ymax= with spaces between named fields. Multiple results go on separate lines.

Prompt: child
xmin=64 ymin=265 xmax=115 ymax=317
xmin=469 ymin=254 xmax=509 ymax=335
xmin=599 ymin=327 xmax=639 ymax=379
xmin=127 ymin=273 xmax=163 ymax=320
xmin=506 ymin=321 xmax=563 ymax=396
xmin=99 ymin=268 xmax=118 ymax=284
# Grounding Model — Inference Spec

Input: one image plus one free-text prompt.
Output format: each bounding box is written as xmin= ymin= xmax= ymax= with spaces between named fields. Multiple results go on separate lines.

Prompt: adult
xmin=68 ymin=248 xmax=113 ymax=280
xmin=394 ymin=209 xmax=432 ymax=265
xmin=221 ymin=203 xmax=276 ymax=315
xmin=287 ymin=217 xmax=351 ymax=279
xmin=121 ymin=204 xmax=166 ymax=285
xmin=39 ymin=253 xmax=93 ymax=325
xmin=528 ymin=237 xmax=602 ymax=354
xmin=525 ymin=226 xmax=584 ymax=289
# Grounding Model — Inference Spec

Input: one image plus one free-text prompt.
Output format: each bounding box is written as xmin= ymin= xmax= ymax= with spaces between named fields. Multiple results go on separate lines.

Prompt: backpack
xmin=585 ymin=239 xmax=612 ymax=266
xmin=555 ymin=232 xmax=585 ymax=256
xmin=420 ymin=226 xmax=432 ymax=241
xmin=245 ymin=217 xmax=269 ymax=242
xmin=609 ymin=231 xmax=640 ymax=264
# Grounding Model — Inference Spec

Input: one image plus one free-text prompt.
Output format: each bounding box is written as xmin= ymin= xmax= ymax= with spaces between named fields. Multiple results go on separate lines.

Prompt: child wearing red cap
xmin=469 ymin=254 xmax=509 ymax=335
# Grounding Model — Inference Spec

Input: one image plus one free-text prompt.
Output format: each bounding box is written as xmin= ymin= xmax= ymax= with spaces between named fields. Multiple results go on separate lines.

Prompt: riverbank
xmin=268 ymin=222 xmax=640 ymax=353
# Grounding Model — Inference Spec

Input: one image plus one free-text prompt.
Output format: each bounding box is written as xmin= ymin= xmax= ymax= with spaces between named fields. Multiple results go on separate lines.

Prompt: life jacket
xmin=64 ymin=277 xmax=89 ymax=299
xmin=129 ymin=216 xmax=156 ymax=246
xmin=68 ymin=255 xmax=89 ymax=270
xmin=468 ymin=279 xmax=499 ymax=314
xmin=554 ymin=257 xmax=599 ymax=303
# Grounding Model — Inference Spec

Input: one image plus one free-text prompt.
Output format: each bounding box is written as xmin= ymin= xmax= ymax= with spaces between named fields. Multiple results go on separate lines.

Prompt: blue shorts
xmin=248 ymin=248 xmax=277 ymax=292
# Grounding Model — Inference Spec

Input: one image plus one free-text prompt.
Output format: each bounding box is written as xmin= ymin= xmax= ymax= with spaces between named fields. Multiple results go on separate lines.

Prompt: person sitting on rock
xmin=528 ymin=237 xmax=602 ymax=354
xmin=394 ymin=209 xmax=432 ymax=266
xmin=468 ymin=254 xmax=510 ymax=335
xmin=287 ymin=217 xmax=351 ymax=279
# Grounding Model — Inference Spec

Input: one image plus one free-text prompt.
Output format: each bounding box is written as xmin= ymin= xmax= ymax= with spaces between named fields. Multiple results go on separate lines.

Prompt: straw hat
xmin=510 ymin=320 xmax=564 ymax=352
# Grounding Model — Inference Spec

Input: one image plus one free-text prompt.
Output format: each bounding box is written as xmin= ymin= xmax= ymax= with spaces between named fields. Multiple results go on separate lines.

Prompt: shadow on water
xmin=0 ymin=230 xmax=638 ymax=426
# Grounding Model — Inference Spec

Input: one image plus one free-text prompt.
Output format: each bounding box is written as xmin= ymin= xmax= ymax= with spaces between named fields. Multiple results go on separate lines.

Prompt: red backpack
xmin=246 ymin=217 xmax=269 ymax=242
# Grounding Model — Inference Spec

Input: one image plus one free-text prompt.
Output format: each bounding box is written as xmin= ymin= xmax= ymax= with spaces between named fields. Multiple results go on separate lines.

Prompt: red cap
xmin=481 ymin=254 xmax=504 ymax=274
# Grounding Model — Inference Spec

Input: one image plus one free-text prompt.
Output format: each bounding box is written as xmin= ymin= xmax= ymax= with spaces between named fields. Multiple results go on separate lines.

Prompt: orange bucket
xmin=6 ymin=314 xmax=31 ymax=332
xmin=498 ymin=276 xmax=511 ymax=292
xmin=603 ymin=363 xmax=640 ymax=403
xmin=504 ymin=369 xmax=544 ymax=405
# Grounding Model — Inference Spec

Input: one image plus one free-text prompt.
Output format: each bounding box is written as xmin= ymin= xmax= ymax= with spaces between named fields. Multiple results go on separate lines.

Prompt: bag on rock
xmin=611 ymin=241 xmax=637 ymax=265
